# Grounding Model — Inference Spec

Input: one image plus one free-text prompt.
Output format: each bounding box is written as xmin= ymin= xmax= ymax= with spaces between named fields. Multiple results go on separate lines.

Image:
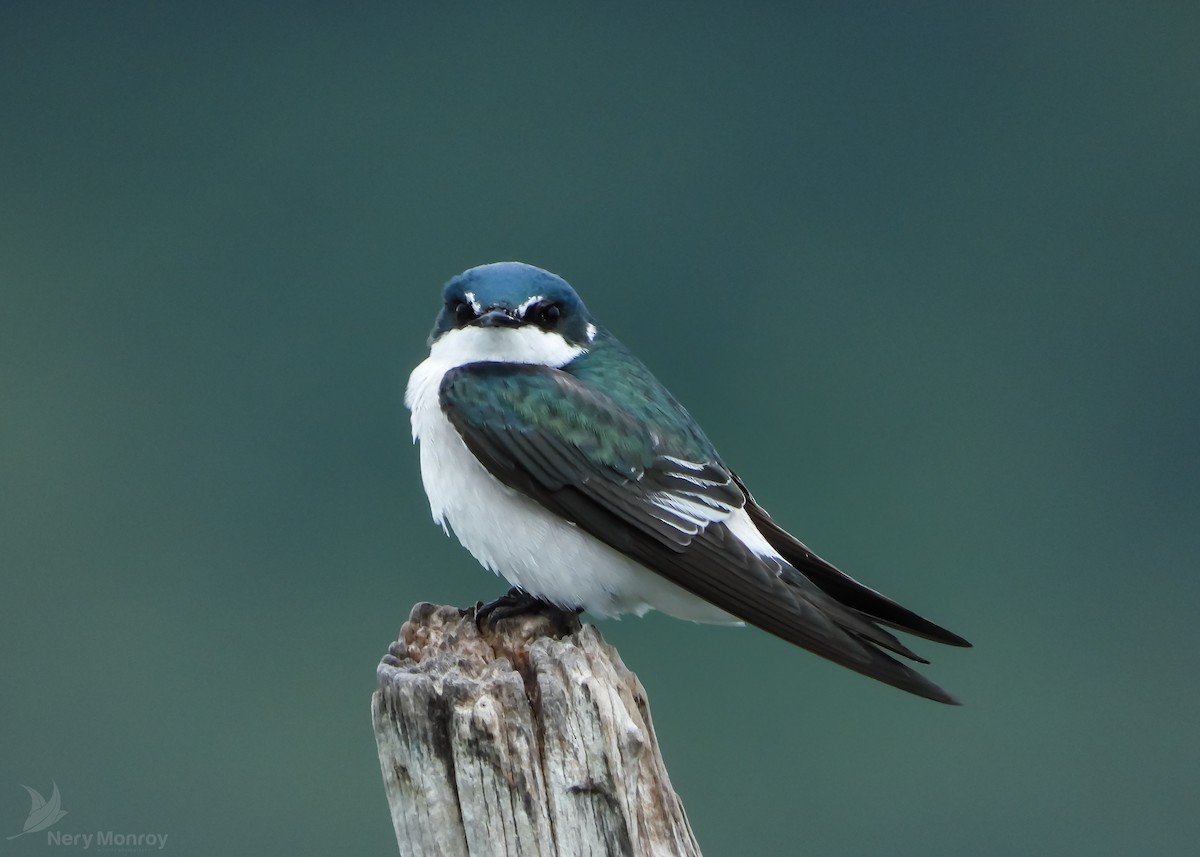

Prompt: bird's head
xmin=428 ymin=262 xmax=598 ymax=367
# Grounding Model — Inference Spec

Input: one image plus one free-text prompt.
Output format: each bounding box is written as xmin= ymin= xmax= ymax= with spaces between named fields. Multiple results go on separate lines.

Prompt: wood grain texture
xmin=373 ymin=603 xmax=702 ymax=857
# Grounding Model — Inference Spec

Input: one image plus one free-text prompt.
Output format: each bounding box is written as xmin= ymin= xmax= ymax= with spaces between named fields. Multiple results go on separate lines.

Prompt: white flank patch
xmin=404 ymin=325 xmax=740 ymax=623
xmin=725 ymin=507 xmax=785 ymax=559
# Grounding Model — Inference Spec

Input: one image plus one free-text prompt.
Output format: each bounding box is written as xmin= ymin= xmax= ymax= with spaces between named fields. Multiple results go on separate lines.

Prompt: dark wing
xmin=734 ymin=474 xmax=972 ymax=648
xmin=440 ymin=362 xmax=962 ymax=703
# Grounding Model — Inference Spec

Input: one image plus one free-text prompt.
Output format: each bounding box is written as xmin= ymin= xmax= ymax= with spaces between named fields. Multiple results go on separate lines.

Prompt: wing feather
xmin=439 ymin=362 xmax=964 ymax=703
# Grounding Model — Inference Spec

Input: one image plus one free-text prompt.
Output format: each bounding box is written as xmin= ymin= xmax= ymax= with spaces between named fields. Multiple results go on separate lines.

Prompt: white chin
xmin=429 ymin=325 xmax=586 ymax=369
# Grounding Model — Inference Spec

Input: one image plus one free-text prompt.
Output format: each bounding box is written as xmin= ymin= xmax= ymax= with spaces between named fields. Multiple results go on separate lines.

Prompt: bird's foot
xmin=468 ymin=586 xmax=583 ymax=635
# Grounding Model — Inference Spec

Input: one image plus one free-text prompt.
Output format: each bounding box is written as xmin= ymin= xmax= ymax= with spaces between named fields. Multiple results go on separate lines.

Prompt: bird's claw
xmin=472 ymin=586 xmax=582 ymax=634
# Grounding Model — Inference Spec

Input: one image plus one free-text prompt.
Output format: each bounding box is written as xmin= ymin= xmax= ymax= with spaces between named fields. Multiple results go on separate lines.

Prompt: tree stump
xmin=372 ymin=602 xmax=703 ymax=857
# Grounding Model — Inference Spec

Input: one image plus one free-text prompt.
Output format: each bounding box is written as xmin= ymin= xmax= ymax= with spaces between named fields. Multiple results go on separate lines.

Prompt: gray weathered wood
xmin=373 ymin=602 xmax=703 ymax=857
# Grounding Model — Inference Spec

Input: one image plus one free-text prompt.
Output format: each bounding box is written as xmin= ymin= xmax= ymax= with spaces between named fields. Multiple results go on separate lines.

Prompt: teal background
xmin=2 ymin=4 xmax=1197 ymax=855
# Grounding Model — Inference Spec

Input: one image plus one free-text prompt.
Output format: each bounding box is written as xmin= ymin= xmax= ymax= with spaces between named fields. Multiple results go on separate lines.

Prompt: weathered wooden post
xmin=372 ymin=602 xmax=703 ymax=857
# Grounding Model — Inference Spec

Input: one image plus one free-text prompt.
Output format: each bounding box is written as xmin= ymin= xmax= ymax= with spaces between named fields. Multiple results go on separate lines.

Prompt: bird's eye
xmin=525 ymin=301 xmax=561 ymax=329
xmin=452 ymin=300 xmax=476 ymax=326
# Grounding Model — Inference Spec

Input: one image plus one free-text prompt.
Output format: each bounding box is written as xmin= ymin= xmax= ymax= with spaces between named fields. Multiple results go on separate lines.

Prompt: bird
xmin=406 ymin=261 xmax=970 ymax=703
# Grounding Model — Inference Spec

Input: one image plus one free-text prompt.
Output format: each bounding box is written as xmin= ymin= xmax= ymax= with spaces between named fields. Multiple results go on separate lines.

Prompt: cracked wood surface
xmin=373 ymin=603 xmax=703 ymax=857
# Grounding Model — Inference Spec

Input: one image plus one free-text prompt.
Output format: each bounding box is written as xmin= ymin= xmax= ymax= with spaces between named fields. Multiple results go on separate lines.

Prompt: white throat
xmin=427 ymin=324 xmax=585 ymax=371
xmin=405 ymin=325 xmax=586 ymax=446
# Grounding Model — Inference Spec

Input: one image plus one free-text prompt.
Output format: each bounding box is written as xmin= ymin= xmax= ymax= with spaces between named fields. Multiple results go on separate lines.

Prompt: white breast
xmin=404 ymin=325 xmax=738 ymax=622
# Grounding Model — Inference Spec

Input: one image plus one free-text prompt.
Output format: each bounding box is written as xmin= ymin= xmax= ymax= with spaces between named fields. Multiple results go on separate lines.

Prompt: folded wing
xmin=440 ymin=362 xmax=965 ymax=703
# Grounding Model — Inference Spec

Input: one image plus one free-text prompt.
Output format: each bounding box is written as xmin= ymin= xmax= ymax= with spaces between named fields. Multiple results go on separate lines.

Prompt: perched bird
xmin=406 ymin=262 xmax=970 ymax=703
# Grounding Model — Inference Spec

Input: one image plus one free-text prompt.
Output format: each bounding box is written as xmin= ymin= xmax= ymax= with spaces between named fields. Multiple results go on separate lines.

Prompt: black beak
xmin=475 ymin=308 xmax=520 ymax=328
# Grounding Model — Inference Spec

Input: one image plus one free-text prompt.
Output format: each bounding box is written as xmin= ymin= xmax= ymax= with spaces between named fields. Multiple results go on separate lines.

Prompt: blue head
xmin=430 ymin=262 xmax=597 ymax=348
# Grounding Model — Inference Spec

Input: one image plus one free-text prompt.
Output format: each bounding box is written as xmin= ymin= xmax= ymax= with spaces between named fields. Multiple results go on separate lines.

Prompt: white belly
xmin=405 ymin=344 xmax=736 ymax=623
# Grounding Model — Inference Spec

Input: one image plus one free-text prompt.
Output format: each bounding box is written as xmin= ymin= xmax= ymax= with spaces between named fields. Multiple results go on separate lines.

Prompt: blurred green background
xmin=2 ymin=3 xmax=1197 ymax=855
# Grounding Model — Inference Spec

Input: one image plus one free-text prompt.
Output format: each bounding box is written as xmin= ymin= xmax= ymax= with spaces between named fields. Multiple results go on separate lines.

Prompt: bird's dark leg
xmin=469 ymin=586 xmax=583 ymax=633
